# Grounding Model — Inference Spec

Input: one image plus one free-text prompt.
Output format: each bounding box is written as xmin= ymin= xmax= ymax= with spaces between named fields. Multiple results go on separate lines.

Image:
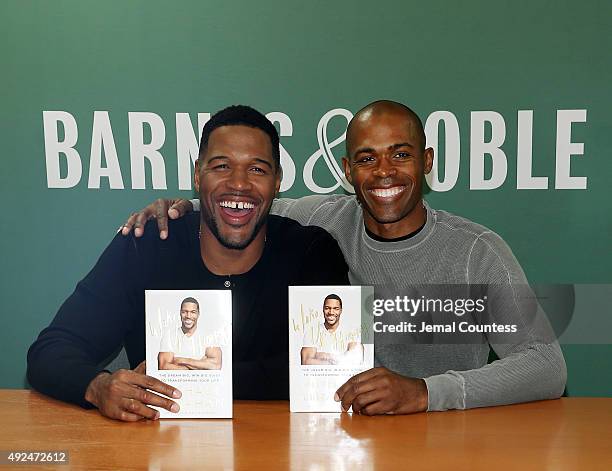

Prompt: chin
xmin=217 ymin=230 xmax=256 ymax=250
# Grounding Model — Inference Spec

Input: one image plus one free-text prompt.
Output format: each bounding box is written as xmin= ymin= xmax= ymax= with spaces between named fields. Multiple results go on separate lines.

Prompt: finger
xmin=126 ymin=381 xmax=180 ymax=414
xmin=335 ymin=367 xmax=383 ymax=402
xmin=121 ymin=213 xmax=139 ymax=236
xmin=361 ymin=398 xmax=395 ymax=416
xmin=351 ymin=390 xmax=386 ymax=414
xmin=128 ymin=371 xmax=182 ymax=400
xmin=116 ymin=410 xmax=143 ymax=422
xmin=152 ymin=199 xmax=169 ymax=239
xmin=340 ymin=378 xmax=379 ymax=412
xmin=134 ymin=361 xmax=146 ymax=375
xmin=122 ymin=397 xmax=161 ymax=420
xmin=168 ymin=199 xmax=193 ymax=219
xmin=133 ymin=211 xmax=151 ymax=238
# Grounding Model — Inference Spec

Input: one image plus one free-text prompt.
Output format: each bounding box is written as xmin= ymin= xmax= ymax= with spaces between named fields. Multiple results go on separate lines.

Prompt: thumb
xmin=134 ymin=361 xmax=146 ymax=375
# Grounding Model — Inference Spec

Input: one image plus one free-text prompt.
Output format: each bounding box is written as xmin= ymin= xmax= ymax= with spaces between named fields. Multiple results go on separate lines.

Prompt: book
xmin=145 ymin=290 xmax=232 ymax=418
xmin=289 ymin=286 xmax=374 ymax=412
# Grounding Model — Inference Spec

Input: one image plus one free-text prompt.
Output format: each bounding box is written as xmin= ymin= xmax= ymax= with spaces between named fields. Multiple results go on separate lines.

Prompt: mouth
xmin=217 ymin=198 xmax=258 ymax=225
xmin=367 ymin=186 xmax=407 ymax=199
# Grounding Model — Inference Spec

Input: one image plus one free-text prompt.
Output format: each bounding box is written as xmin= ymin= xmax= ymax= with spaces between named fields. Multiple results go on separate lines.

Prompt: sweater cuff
xmin=424 ymin=372 xmax=466 ymax=411
xmin=69 ymin=365 xmax=110 ymax=409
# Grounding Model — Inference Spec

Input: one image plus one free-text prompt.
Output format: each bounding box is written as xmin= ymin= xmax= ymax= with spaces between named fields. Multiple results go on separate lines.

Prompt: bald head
xmin=346 ymin=100 xmax=426 ymax=156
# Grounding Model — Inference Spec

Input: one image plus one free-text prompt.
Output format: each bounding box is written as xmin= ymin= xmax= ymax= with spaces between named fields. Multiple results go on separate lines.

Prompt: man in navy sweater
xmin=27 ymin=105 xmax=348 ymax=421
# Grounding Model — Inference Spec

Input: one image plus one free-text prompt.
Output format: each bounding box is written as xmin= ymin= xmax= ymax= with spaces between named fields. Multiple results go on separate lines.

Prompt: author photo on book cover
xmin=301 ymin=294 xmax=364 ymax=366
xmin=158 ymin=297 xmax=222 ymax=370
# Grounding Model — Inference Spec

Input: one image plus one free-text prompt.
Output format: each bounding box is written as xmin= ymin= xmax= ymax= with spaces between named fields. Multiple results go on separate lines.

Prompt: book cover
xmin=289 ymin=286 xmax=374 ymax=412
xmin=145 ymin=290 xmax=232 ymax=418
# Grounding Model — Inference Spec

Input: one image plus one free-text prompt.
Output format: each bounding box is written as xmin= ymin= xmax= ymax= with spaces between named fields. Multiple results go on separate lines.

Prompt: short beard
xmin=201 ymin=205 xmax=268 ymax=250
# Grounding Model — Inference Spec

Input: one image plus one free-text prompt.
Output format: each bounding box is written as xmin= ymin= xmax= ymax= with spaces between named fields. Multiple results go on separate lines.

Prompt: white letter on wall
xmin=88 ymin=111 xmax=124 ymax=189
xmin=176 ymin=113 xmax=211 ymax=190
xmin=43 ymin=111 xmax=82 ymax=188
xmin=128 ymin=112 xmax=167 ymax=189
xmin=517 ymin=110 xmax=548 ymax=189
xmin=555 ymin=109 xmax=587 ymax=189
xmin=266 ymin=111 xmax=295 ymax=192
xmin=470 ymin=111 xmax=507 ymax=190
xmin=424 ymin=111 xmax=460 ymax=192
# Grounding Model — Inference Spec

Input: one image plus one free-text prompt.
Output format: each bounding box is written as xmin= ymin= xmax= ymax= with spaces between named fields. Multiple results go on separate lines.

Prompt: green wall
xmin=1 ymin=0 xmax=610 ymax=395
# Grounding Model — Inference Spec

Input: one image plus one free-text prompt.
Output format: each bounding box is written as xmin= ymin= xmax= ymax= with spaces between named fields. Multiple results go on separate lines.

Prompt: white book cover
xmin=289 ymin=286 xmax=374 ymax=412
xmin=145 ymin=290 xmax=232 ymax=418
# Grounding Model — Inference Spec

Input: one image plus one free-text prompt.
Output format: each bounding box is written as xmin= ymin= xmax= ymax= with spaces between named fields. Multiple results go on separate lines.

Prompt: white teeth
xmin=370 ymin=187 xmax=405 ymax=198
xmin=219 ymin=201 xmax=255 ymax=209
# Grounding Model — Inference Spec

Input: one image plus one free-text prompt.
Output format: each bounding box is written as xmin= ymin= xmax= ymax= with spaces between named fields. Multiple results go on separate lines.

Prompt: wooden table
xmin=0 ymin=390 xmax=611 ymax=470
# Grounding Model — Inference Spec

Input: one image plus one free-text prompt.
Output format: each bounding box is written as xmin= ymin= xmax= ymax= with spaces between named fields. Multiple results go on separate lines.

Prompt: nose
xmin=372 ymin=156 xmax=396 ymax=178
xmin=227 ymin=168 xmax=253 ymax=192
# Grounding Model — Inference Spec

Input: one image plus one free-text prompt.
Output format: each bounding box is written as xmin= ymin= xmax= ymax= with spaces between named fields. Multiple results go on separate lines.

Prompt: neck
xmin=199 ymin=224 xmax=266 ymax=275
xmin=324 ymin=322 xmax=339 ymax=332
xmin=364 ymin=200 xmax=427 ymax=239
xmin=181 ymin=325 xmax=197 ymax=336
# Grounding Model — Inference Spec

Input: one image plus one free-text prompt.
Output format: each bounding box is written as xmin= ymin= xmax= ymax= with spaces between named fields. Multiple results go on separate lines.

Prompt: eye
xmin=249 ymin=166 xmax=267 ymax=174
xmin=354 ymin=155 xmax=375 ymax=164
xmin=210 ymin=163 xmax=230 ymax=171
xmin=394 ymin=152 xmax=412 ymax=159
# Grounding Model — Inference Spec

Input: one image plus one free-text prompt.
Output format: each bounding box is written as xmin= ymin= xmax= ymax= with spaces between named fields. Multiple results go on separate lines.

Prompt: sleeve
xmin=270 ymin=196 xmax=336 ymax=226
xmin=26 ymin=232 xmax=147 ymax=408
xmin=159 ymin=329 xmax=173 ymax=353
xmin=424 ymin=232 xmax=567 ymax=411
xmin=302 ymin=327 xmax=315 ymax=348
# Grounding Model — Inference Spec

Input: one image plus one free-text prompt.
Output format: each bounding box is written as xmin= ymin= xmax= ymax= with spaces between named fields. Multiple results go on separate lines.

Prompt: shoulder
xmin=430 ymin=206 xmax=524 ymax=278
xmin=431 ymin=207 xmax=513 ymax=253
xmin=272 ymin=194 xmax=360 ymax=226
xmin=133 ymin=211 xmax=198 ymax=250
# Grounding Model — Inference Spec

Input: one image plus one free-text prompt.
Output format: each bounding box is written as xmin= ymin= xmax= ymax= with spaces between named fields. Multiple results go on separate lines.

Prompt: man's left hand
xmin=334 ymin=367 xmax=428 ymax=415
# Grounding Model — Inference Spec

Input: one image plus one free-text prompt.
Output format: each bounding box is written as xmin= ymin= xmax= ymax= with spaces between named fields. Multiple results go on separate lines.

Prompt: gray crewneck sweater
xmin=193 ymin=195 xmax=566 ymax=410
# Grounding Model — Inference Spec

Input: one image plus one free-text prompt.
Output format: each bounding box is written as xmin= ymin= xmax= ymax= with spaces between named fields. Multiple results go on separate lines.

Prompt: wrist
xmin=84 ymin=371 xmax=110 ymax=408
xmin=416 ymin=378 xmax=429 ymax=412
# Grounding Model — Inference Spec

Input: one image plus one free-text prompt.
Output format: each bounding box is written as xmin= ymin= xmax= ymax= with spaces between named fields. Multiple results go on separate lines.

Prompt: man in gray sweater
xmin=123 ymin=100 xmax=566 ymax=414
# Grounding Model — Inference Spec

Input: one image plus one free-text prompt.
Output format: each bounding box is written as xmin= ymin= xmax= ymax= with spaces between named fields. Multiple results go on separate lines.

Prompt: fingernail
xmin=173 ymin=390 xmax=181 ymax=399
xmin=334 ymin=393 xmax=340 ymax=402
xmin=171 ymin=403 xmax=180 ymax=413
xmin=160 ymin=231 xmax=168 ymax=240
xmin=135 ymin=228 xmax=143 ymax=237
xmin=154 ymin=411 xmax=160 ymax=420
xmin=169 ymin=209 xmax=178 ymax=218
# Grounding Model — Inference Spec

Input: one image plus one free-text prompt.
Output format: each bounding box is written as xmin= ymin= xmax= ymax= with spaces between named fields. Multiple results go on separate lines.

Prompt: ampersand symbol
xmin=303 ymin=108 xmax=355 ymax=194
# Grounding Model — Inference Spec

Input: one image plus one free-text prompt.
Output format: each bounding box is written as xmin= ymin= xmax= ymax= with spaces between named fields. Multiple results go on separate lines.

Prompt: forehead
xmin=324 ymin=299 xmax=341 ymax=307
xmin=204 ymin=125 xmax=274 ymax=163
xmin=347 ymin=111 xmax=420 ymax=154
xmin=181 ymin=302 xmax=199 ymax=311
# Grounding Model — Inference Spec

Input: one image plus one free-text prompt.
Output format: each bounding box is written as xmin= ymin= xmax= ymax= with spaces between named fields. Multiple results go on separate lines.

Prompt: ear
xmin=342 ymin=156 xmax=353 ymax=185
xmin=194 ymin=159 xmax=201 ymax=191
xmin=274 ymin=165 xmax=282 ymax=196
xmin=423 ymin=147 xmax=434 ymax=175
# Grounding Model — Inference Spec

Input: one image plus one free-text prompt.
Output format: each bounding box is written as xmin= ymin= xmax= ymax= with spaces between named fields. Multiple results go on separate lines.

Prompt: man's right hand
xmin=84 ymin=362 xmax=182 ymax=422
xmin=121 ymin=198 xmax=193 ymax=239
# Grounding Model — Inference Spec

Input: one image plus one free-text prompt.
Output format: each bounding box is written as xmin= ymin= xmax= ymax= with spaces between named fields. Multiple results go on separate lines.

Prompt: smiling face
xmin=323 ymin=298 xmax=342 ymax=329
xmin=195 ymin=125 xmax=281 ymax=250
xmin=180 ymin=301 xmax=200 ymax=332
xmin=342 ymin=103 xmax=433 ymax=239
